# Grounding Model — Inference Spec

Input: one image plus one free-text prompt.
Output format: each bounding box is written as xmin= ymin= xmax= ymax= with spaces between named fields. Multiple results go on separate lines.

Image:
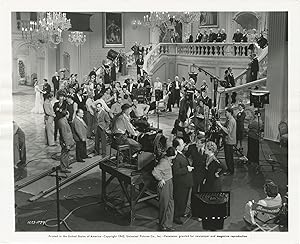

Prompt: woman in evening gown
xmin=31 ymin=79 xmax=45 ymax=114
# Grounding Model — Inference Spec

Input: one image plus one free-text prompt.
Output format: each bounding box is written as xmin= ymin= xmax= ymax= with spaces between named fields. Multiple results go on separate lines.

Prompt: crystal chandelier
xmin=68 ymin=31 xmax=86 ymax=46
xmin=38 ymin=12 xmax=72 ymax=45
xmin=174 ymin=12 xmax=202 ymax=24
xmin=143 ymin=12 xmax=171 ymax=28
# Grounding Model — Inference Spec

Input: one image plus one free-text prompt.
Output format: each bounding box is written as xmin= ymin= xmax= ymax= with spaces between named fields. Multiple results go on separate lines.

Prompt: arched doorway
xmin=233 ymin=12 xmax=259 ymax=31
xmin=13 ymin=41 xmax=45 ymax=91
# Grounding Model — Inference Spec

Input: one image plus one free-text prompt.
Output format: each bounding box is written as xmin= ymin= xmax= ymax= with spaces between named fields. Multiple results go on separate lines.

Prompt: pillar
xmin=264 ymin=12 xmax=288 ymax=141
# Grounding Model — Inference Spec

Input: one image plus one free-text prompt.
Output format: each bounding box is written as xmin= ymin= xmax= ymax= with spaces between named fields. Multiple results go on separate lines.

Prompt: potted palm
xmin=18 ymin=60 xmax=26 ymax=85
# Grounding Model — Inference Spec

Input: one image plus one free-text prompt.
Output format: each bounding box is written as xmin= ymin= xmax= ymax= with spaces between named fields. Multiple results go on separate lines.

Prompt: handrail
xmin=224 ymin=77 xmax=267 ymax=94
xmin=234 ymin=46 xmax=268 ymax=83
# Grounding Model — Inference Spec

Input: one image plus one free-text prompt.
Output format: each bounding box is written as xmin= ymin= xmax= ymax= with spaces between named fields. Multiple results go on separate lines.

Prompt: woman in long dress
xmin=31 ymin=79 xmax=45 ymax=114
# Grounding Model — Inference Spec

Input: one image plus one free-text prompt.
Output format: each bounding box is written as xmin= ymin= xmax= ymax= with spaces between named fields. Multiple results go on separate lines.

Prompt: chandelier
xmin=143 ymin=12 xmax=171 ymax=28
xmin=68 ymin=31 xmax=86 ymax=46
xmin=142 ymin=12 xmax=202 ymax=28
xmin=174 ymin=12 xmax=201 ymax=24
xmin=38 ymin=12 xmax=72 ymax=45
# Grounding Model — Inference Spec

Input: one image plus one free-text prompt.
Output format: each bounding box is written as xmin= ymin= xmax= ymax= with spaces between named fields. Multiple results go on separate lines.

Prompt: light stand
xmin=54 ymin=166 xmax=61 ymax=231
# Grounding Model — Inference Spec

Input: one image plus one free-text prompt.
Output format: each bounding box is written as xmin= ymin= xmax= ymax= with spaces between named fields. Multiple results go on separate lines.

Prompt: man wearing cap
xmin=217 ymin=107 xmax=236 ymax=175
xmin=112 ymin=103 xmax=142 ymax=155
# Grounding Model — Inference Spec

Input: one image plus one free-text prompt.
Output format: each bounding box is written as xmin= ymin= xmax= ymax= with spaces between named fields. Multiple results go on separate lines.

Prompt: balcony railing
xmin=143 ymin=42 xmax=254 ymax=75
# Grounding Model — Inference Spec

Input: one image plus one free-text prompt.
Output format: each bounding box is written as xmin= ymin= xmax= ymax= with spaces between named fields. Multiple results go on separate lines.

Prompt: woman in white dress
xmin=31 ymin=78 xmax=45 ymax=114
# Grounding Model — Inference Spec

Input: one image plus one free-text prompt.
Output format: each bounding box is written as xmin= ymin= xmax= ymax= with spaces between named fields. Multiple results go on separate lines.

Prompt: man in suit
xmin=42 ymin=79 xmax=51 ymax=101
xmin=95 ymin=103 xmax=111 ymax=157
xmin=232 ymin=29 xmax=243 ymax=55
xmin=185 ymin=134 xmax=207 ymax=193
xmin=72 ymin=109 xmax=90 ymax=162
xmin=173 ymin=76 xmax=181 ymax=108
xmin=172 ymin=138 xmax=194 ymax=224
xmin=52 ymin=72 xmax=60 ymax=97
xmin=250 ymin=53 xmax=259 ymax=81
xmin=136 ymin=54 xmax=144 ymax=77
xmin=58 ymin=111 xmax=75 ymax=173
xmin=208 ymin=29 xmax=216 ymax=42
xmin=53 ymin=94 xmax=68 ymax=142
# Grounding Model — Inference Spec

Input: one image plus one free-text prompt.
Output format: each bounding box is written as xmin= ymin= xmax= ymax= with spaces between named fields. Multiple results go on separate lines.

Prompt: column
xmin=149 ymin=26 xmax=160 ymax=44
xmin=264 ymin=12 xmax=287 ymax=141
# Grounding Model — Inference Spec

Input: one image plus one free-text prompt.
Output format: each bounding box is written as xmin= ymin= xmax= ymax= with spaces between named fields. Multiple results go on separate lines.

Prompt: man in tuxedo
xmin=221 ymin=29 xmax=227 ymax=42
xmin=232 ymin=29 xmax=243 ymax=55
xmin=195 ymin=31 xmax=203 ymax=43
xmin=58 ymin=111 xmax=75 ymax=173
xmin=42 ymin=78 xmax=51 ymax=101
xmin=136 ymin=54 xmax=144 ymax=77
xmin=208 ymin=29 xmax=217 ymax=42
xmin=172 ymin=138 xmax=194 ymax=224
xmin=52 ymin=72 xmax=60 ymax=97
xmin=72 ymin=109 xmax=90 ymax=162
xmin=173 ymin=76 xmax=181 ymax=108
xmin=250 ymin=53 xmax=259 ymax=81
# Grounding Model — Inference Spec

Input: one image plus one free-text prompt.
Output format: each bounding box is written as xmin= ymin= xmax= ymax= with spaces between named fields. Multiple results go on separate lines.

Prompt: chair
xmin=251 ymin=203 xmax=282 ymax=232
xmin=278 ymin=121 xmax=288 ymax=147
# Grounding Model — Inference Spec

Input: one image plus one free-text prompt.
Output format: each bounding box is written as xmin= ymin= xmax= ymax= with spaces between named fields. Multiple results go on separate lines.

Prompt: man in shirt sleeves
xmin=217 ymin=107 xmax=237 ymax=175
xmin=172 ymin=138 xmax=194 ymax=224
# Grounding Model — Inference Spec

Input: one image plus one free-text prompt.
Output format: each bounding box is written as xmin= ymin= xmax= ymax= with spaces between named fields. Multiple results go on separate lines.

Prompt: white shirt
xmin=154 ymin=81 xmax=163 ymax=90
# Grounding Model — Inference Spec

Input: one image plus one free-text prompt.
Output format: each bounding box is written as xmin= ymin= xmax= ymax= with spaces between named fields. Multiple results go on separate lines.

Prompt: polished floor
xmin=14 ymin=86 xmax=288 ymax=231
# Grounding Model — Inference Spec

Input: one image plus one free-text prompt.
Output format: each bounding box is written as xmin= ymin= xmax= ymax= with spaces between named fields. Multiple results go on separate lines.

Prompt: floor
xmin=14 ymin=86 xmax=288 ymax=232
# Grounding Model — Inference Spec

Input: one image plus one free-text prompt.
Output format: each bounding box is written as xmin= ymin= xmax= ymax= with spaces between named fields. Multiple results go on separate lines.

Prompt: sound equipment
xmin=189 ymin=72 xmax=198 ymax=83
xmin=191 ymin=192 xmax=230 ymax=230
xmin=155 ymin=89 xmax=163 ymax=101
xmin=107 ymin=49 xmax=119 ymax=61
xmin=250 ymin=90 xmax=270 ymax=108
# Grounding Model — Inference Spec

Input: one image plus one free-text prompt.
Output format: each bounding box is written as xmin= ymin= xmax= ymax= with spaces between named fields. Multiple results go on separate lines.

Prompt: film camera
xmin=250 ymin=90 xmax=270 ymax=108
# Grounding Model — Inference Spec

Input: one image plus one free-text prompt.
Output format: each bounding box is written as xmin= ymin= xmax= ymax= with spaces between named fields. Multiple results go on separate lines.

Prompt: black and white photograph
xmin=0 ymin=0 xmax=299 ymax=243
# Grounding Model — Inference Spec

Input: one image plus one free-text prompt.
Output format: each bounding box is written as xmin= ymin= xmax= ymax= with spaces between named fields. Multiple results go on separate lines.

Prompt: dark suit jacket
xmin=172 ymin=152 xmax=193 ymax=188
xmin=53 ymin=100 xmax=68 ymax=120
xmin=72 ymin=116 xmax=87 ymax=142
xmin=233 ymin=32 xmax=243 ymax=42
xmin=73 ymin=94 xmax=87 ymax=111
xmin=185 ymin=144 xmax=206 ymax=182
xmin=58 ymin=117 xmax=75 ymax=147
xmin=52 ymin=76 xmax=60 ymax=88
xmin=251 ymin=58 xmax=259 ymax=73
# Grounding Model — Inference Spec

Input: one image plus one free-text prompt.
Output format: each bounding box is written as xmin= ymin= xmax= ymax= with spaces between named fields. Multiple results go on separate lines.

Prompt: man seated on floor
xmin=243 ymin=179 xmax=282 ymax=226
xmin=111 ymin=103 xmax=142 ymax=157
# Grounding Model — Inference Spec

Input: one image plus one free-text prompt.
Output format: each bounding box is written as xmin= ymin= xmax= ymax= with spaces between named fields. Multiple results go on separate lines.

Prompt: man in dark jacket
xmin=250 ymin=53 xmax=259 ymax=81
xmin=172 ymin=138 xmax=194 ymax=224
xmin=185 ymin=135 xmax=206 ymax=193
xmin=51 ymin=72 xmax=60 ymax=97
xmin=72 ymin=109 xmax=90 ymax=162
xmin=42 ymin=79 xmax=51 ymax=100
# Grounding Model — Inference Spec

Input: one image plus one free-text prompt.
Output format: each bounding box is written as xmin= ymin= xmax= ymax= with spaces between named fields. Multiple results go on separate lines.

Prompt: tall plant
xmin=18 ymin=60 xmax=25 ymax=78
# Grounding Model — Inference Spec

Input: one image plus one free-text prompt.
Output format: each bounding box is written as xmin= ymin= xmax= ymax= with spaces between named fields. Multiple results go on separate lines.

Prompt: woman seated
xmin=243 ymin=180 xmax=282 ymax=226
